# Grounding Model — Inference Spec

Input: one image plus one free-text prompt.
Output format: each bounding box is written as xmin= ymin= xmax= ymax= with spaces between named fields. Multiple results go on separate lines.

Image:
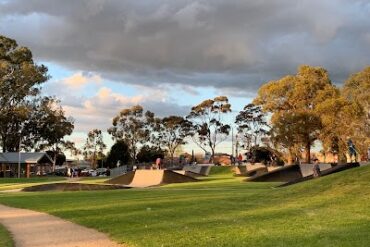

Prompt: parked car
xmin=81 ymin=169 xmax=97 ymax=177
xmin=96 ymin=168 xmax=108 ymax=176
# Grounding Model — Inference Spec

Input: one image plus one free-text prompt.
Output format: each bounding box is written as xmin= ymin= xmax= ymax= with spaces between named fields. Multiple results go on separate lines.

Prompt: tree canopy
xmin=0 ymin=35 xmax=73 ymax=153
xmin=108 ymin=105 xmax=153 ymax=163
xmin=187 ymin=96 xmax=231 ymax=163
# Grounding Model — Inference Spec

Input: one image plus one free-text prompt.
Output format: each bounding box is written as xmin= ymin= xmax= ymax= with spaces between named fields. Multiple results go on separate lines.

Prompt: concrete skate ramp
xmin=279 ymin=162 xmax=361 ymax=187
xmin=106 ymin=170 xmax=197 ymax=188
xmin=183 ymin=164 xmax=212 ymax=176
xmin=246 ymin=164 xmax=303 ymax=182
xmin=22 ymin=183 xmax=129 ymax=192
xmin=173 ymin=170 xmax=201 ymax=178
xmin=299 ymin=163 xmax=333 ymax=177
xmin=245 ymin=166 xmax=268 ymax=177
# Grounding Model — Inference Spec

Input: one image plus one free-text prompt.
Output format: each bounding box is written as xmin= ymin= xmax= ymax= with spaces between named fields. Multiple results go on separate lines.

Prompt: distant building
xmin=0 ymin=152 xmax=53 ymax=178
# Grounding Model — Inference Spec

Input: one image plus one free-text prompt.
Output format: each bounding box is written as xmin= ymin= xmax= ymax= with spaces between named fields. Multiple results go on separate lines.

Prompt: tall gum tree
xmin=108 ymin=105 xmax=152 ymax=163
xmin=342 ymin=66 xmax=370 ymax=153
xmin=154 ymin=116 xmax=192 ymax=165
xmin=0 ymin=35 xmax=73 ymax=152
xmin=83 ymin=129 xmax=106 ymax=169
xmin=187 ymin=96 xmax=231 ymax=163
xmin=254 ymin=65 xmax=334 ymax=163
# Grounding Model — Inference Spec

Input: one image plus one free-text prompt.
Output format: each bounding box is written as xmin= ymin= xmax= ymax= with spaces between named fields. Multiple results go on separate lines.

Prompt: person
xmin=347 ymin=139 xmax=357 ymax=162
xmin=238 ymin=154 xmax=243 ymax=165
xmin=156 ymin=157 xmax=161 ymax=170
xmin=312 ymin=158 xmax=321 ymax=178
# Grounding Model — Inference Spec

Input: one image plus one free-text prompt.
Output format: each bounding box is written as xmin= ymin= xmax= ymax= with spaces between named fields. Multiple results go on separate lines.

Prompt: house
xmin=0 ymin=152 xmax=54 ymax=178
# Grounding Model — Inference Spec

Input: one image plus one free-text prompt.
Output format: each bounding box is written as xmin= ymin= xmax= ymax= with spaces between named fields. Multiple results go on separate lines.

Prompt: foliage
xmin=254 ymin=65 xmax=334 ymax=163
xmin=152 ymin=116 xmax=192 ymax=164
xmin=315 ymin=95 xmax=365 ymax=162
xmin=108 ymin=105 xmax=153 ymax=163
xmin=0 ymin=35 xmax=73 ymax=152
xmin=106 ymin=140 xmax=130 ymax=168
xmin=83 ymin=129 xmax=106 ymax=168
xmin=187 ymin=96 xmax=231 ymax=163
xmin=342 ymin=66 xmax=370 ymax=153
xmin=45 ymin=151 xmax=66 ymax=166
xmin=235 ymin=103 xmax=269 ymax=149
xmin=136 ymin=145 xmax=165 ymax=163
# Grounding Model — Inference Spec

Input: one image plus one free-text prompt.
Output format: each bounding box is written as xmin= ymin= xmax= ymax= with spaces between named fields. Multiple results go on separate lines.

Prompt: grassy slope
xmin=0 ymin=166 xmax=370 ymax=247
xmin=0 ymin=224 xmax=13 ymax=247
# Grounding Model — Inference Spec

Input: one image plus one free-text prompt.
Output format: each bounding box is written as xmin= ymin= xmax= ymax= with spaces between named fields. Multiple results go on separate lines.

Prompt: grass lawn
xmin=1 ymin=165 xmax=370 ymax=246
xmin=0 ymin=223 xmax=13 ymax=247
xmin=0 ymin=177 xmax=65 ymax=191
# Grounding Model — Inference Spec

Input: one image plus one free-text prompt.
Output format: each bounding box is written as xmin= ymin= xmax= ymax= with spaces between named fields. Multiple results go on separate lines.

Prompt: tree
xmin=254 ymin=65 xmax=334 ymax=163
xmin=153 ymin=116 xmax=192 ymax=164
xmin=33 ymin=97 xmax=74 ymax=170
xmin=106 ymin=140 xmax=130 ymax=168
xmin=136 ymin=145 xmax=166 ymax=163
xmin=108 ymin=105 xmax=153 ymax=163
xmin=83 ymin=129 xmax=106 ymax=168
xmin=235 ymin=103 xmax=270 ymax=150
xmin=342 ymin=66 xmax=370 ymax=153
xmin=0 ymin=35 xmax=73 ymax=153
xmin=61 ymin=140 xmax=81 ymax=159
xmin=316 ymin=94 xmax=365 ymax=162
xmin=187 ymin=96 xmax=231 ymax=163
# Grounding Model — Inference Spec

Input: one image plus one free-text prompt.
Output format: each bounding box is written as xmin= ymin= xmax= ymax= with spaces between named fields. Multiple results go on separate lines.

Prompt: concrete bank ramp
xmin=247 ymin=163 xmax=351 ymax=183
xmin=106 ymin=170 xmax=197 ymax=188
xmin=183 ymin=164 xmax=212 ymax=176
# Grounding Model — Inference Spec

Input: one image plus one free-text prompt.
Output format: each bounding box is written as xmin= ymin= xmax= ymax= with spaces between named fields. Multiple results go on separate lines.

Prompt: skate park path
xmin=0 ymin=204 xmax=125 ymax=247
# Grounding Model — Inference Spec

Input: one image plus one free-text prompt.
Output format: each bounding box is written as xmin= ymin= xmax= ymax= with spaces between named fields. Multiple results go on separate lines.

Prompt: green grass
xmin=0 ymin=165 xmax=370 ymax=246
xmin=0 ymin=177 xmax=65 ymax=191
xmin=0 ymin=223 xmax=13 ymax=247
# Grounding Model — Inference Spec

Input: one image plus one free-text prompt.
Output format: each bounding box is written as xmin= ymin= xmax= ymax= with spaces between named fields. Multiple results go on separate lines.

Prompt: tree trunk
xmin=211 ymin=148 xmax=215 ymax=164
xmin=305 ymin=142 xmax=311 ymax=164
xmin=170 ymin=150 xmax=174 ymax=166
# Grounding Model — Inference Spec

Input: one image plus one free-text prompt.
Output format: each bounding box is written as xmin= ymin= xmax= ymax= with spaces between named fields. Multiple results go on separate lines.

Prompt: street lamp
xmin=17 ymin=123 xmax=24 ymax=178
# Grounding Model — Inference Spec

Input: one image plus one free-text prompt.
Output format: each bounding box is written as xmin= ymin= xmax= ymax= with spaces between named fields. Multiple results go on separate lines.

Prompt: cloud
xmin=62 ymin=72 xmax=102 ymax=89
xmin=59 ymin=85 xmax=189 ymax=132
xmin=1 ymin=0 xmax=370 ymax=92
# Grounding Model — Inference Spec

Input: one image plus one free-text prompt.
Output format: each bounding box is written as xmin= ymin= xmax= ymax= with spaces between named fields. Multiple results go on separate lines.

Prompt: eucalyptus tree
xmin=154 ymin=116 xmax=192 ymax=164
xmin=254 ymin=65 xmax=332 ymax=163
xmin=187 ymin=96 xmax=231 ymax=163
xmin=0 ymin=35 xmax=74 ymax=152
xmin=235 ymin=103 xmax=269 ymax=150
xmin=83 ymin=129 xmax=106 ymax=168
xmin=108 ymin=105 xmax=153 ymax=163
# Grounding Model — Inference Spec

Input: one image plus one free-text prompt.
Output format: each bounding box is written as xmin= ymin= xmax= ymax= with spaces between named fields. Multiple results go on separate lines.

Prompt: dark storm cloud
xmin=1 ymin=0 xmax=370 ymax=91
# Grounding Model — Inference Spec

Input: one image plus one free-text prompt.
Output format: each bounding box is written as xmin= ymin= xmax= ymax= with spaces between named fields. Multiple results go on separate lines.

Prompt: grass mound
xmin=0 ymin=164 xmax=369 ymax=247
xmin=22 ymin=182 xmax=129 ymax=192
xmin=0 ymin=177 xmax=65 ymax=191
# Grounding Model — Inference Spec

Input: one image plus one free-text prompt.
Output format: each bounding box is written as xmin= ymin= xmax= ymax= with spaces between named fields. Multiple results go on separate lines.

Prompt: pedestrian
xmin=156 ymin=157 xmax=161 ymax=170
xmin=312 ymin=158 xmax=321 ymax=178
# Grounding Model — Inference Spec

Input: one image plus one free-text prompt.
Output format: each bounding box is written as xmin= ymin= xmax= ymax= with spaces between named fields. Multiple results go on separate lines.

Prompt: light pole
xmin=17 ymin=124 xmax=24 ymax=178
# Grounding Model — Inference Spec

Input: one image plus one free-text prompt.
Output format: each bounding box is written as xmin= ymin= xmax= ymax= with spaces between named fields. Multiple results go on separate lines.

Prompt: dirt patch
xmin=22 ymin=183 xmax=130 ymax=192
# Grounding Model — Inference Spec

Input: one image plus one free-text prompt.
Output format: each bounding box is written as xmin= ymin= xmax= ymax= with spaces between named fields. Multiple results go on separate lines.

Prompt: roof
xmin=0 ymin=152 xmax=53 ymax=164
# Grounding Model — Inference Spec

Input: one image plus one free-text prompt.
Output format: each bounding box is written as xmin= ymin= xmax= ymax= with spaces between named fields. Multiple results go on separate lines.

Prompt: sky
xmin=1 ymin=0 xmax=370 ymax=155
